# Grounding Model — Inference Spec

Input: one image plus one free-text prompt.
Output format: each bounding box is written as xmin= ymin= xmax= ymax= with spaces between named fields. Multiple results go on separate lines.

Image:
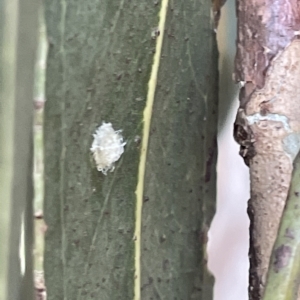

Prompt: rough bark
xmin=0 ymin=0 xmax=39 ymax=299
xmin=44 ymin=0 xmax=218 ymax=299
xmin=234 ymin=1 xmax=300 ymax=299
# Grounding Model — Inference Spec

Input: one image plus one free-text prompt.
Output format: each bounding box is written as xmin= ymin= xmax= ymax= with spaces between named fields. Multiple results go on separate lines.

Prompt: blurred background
xmin=208 ymin=0 xmax=250 ymax=299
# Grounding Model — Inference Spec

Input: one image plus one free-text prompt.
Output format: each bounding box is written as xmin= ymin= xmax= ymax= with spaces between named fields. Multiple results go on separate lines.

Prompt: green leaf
xmin=44 ymin=1 xmax=218 ymax=299
xmin=0 ymin=0 xmax=39 ymax=298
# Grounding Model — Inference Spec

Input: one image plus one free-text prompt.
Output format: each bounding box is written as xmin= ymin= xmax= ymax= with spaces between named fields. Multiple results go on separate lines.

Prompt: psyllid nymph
xmin=90 ymin=122 xmax=126 ymax=175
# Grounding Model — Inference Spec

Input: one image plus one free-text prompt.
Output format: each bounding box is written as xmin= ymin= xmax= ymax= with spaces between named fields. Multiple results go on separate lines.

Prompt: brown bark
xmin=234 ymin=1 xmax=300 ymax=299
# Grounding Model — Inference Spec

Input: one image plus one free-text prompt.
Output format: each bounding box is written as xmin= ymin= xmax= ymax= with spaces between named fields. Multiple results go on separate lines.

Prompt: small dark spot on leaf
xmin=205 ymin=141 xmax=217 ymax=182
xmin=199 ymin=230 xmax=208 ymax=244
xmin=150 ymin=127 xmax=156 ymax=135
xmin=134 ymin=135 xmax=141 ymax=146
xmin=151 ymin=28 xmax=160 ymax=39
xmin=295 ymin=191 xmax=299 ymax=197
xmin=143 ymin=196 xmax=149 ymax=203
xmin=159 ymin=234 xmax=166 ymax=243
xmin=163 ymin=259 xmax=170 ymax=271
xmin=284 ymin=228 xmax=295 ymax=239
xmin=274 ymin=245 xmax=292 ymax=272
xmin=116 ymin=73 xmax=122 ymax=80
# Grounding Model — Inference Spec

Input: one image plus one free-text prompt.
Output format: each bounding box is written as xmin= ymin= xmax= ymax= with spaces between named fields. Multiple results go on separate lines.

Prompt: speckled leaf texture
xmin=44 ymin=1 xmax=218 ymax=299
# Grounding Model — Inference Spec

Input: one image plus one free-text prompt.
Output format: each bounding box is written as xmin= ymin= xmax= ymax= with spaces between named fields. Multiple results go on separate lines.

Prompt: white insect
xmin=90 ymin=122 xmax=126 ymax=175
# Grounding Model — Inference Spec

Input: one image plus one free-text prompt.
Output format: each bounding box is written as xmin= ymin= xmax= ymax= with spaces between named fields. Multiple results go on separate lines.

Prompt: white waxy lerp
xmin=90 ymin=122 xmax=126 ymax=175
